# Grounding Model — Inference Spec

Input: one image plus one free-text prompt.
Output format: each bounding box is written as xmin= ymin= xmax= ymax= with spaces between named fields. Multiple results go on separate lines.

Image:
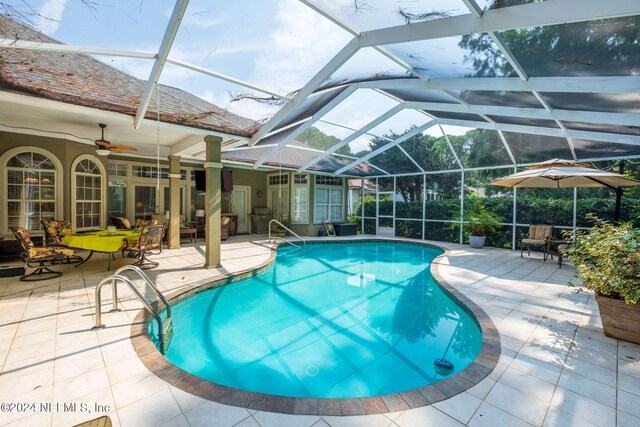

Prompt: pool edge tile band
xmin=130 ymin=237 xmax=501 ymax=416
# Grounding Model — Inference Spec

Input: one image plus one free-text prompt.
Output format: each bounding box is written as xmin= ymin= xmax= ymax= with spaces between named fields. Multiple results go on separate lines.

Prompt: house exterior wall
xmin=0 ymin=131 xmax=107 ymax=233
xmin=0 ymin=131 xmax=353 ymax=237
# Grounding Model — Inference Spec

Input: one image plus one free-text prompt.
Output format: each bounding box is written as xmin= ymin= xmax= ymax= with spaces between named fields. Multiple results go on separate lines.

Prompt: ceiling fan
xmin=94 ymin=123 xmax=137 ymax=156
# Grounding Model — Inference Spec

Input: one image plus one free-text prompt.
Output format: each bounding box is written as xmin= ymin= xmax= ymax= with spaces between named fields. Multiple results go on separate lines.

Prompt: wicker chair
xmin=11 ymin=226 xmax=72 ymax=281
xmin=41 ymin=220 xmax=83 ymax=264
xmin=520 ymin=224 xmax=554 ymax=258
xmin=221 ymin=216 xmax=230 ymax=241
xmin=125 ymin=224 xmax=165 ymax=269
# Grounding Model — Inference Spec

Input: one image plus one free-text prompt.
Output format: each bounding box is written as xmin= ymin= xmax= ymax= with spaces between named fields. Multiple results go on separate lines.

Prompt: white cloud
xmin=36 ymin=0 xmax=68 ymax=34
xmin=251 ymin=0 xmax=352 ymax=92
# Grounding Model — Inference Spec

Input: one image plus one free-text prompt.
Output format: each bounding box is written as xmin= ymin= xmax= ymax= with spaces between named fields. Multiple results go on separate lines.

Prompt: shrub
xmin=569 ymin=215 xmax=640 ymax=304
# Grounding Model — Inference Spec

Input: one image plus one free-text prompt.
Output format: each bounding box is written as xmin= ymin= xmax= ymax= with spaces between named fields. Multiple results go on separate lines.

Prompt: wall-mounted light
xmin=257 ymin=190 xmax=263 ymax=198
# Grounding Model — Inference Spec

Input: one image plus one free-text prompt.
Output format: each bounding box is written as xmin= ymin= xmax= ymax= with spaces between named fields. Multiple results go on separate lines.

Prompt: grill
xmin=251 ymin=207 xmax=271 ymax=233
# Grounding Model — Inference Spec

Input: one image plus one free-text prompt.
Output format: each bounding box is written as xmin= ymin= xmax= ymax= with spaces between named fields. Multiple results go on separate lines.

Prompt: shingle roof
xmin=0 ymin=14 xmax=258 ymax=137
xmin=222 ymin=143 xmax=375 ymax=176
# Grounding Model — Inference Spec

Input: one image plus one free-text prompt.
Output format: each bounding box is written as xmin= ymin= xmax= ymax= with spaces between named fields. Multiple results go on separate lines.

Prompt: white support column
xmin=512 ymin=166 xmax=517 ymax=251
xmin=375 ymin=178 xmax=379 ymax=234
xmin=298 ymin=0 xmax=431 ymax=83
xmin=573 ymin=187 xmax=578 ymax=235
xmin=168 ymin=155 xmax=182 ymax=249
xmin=436 ymin=119 xmax=640 ymax=146
xmin=253 ymin=86 xmax=357 ymax=168
xmin=422 ymin=173 xmax=426 ymax=240
xmin=0 ymin=38 xmax=156 ymax=58
xmin=438 ymin=125 xmax=463 ymax=170
xmin=393 ymin=176 xmax=397 ymax=236
xmin=334 ymin=120 xmax=436 ymax=175
xmin=134 ymin=0 xmax=190 ymax=129
xmin=249 ymin=38 xmax=360 ymax=146
xmin=404 ymin=102 xmax=640 ymax=128
xmin=356 ymin=76 xmax=640 ymax=93
xmin=204 ymin=135 xmax=223 ymax=269
xmin=566 ymin=137 xmax=579 ymax=161
xmin=460 ymin=170 xmax=465 ymax=245
xmin=360 ymin=180 xmax=365 ymax=234
xmin=167 ymin=58 xmax=289 ymax=99
xmin=397 ymin=145 xmax=424 ymax=173
xmin=299 ymin=104 xmax=403 ymax=172
xmin=360 ymin=0 xmax=640 ymax=47
xmin=497 ymin=130 xmax=517 ymax=166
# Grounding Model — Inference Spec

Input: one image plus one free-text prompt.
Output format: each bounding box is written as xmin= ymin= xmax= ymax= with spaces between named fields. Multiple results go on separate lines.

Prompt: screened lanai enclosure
xmin=1 ymin=0 xmax=639 ymax=248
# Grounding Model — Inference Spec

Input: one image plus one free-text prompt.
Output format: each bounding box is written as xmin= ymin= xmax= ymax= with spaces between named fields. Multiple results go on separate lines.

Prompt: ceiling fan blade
xmin=95 ymin=139 xmax=116 ymax=148
xmin=109 ymin=145 xmax=138 ymax=153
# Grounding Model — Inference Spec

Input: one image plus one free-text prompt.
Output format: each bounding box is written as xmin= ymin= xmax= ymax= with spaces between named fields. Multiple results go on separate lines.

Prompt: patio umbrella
xmin=489 ymin=159 xmax=640 ymax=221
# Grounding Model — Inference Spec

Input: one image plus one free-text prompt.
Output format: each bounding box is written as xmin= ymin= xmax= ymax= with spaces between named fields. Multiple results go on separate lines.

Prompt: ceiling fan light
xmin=95 ymin=148 xmax=111 ymax=156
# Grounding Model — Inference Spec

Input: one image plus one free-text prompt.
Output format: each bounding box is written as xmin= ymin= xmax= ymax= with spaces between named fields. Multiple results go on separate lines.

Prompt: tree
xmin=296 ymin=126 xmax=353 ymax=156
xmin=366 ymin=127 xmax=461 ymax=201
xmin=459 ymin=5 xmax=640 ymax=78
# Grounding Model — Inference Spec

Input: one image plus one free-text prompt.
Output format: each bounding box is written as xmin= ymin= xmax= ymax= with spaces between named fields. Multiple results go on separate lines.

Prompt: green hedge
xmin=354 ymin=194 xmax=639 ymax=248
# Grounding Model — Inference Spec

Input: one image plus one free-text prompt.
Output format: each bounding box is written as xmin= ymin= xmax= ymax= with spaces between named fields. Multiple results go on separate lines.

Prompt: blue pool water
xmin=153 ymin=242 xmax=482 ymax=398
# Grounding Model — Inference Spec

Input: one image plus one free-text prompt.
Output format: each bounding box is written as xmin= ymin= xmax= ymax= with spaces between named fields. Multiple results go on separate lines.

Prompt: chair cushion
xmin=28 ymin=247 xmax=73 ymax=259
xmin=42 ymin=220 xmax=72 ymax=245
xmin=522 ymin=238 xmax=546 ymax=245
xmin=221 ymin=216 xmax=231 ymax=226
xmin=530 ymin=225 xmax=552 ymax=240
xmin=135 ymin=219 xmax=157 ymax=228
xmin=118 ymin=217 xmax=131 ymax=229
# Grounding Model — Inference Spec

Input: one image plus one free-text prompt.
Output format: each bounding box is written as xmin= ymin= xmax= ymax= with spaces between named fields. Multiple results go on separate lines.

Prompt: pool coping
xmin=130 ymin=238 xmax=500 ymax=416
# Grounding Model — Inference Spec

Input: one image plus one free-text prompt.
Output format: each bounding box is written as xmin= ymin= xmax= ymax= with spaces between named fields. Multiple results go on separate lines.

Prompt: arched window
xmin=72 ymin=156 xmax=105 ymax=230
xmin=3 ymin=149 xmax=61 ymax=232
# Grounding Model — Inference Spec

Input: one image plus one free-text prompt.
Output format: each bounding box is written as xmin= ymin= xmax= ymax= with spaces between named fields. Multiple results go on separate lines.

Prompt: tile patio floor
xmin=0 ymin=235 xmax=639 ymax=427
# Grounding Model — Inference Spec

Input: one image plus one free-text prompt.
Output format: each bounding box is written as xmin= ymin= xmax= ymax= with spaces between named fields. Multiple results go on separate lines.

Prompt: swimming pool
xmin=152 ymin=241 xmax=482 ymax=399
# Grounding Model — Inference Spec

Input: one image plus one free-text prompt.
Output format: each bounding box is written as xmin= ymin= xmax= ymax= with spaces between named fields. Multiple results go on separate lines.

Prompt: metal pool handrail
xmin=112 ymin=265 xmax=172 ymax=319
xmin=268 ymin=219 xmax=306 ymax=249
xmin=92 ymin=266 xmax=173 ymax=354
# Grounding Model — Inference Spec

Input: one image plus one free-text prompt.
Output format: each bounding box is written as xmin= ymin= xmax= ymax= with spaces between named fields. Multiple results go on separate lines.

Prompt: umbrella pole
xmin=614 ymin=162 xmax=624 ymax=223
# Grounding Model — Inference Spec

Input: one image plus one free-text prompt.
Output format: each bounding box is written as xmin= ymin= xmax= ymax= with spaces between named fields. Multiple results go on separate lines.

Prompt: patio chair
xmin=111 ymin=216 xmax=132 ymax=229
xmin=125 ymin=224 xmax=165 ymax=269
xmin=10 ymin=226 xmax=72 ymax=281
xmin=41 ymin=219 xmax=83 ymax=264
xmin=520 ymin=224 xmax=554 ymax=258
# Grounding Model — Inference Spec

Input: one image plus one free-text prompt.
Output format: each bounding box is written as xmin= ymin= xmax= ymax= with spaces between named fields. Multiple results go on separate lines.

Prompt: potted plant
xmin=270 ymin=216 xmax=291 ymax=237
xmin=462 ymin=203 xmax=502 ymax=249
xmin=568 ymin=215 xmax=640 ymax=344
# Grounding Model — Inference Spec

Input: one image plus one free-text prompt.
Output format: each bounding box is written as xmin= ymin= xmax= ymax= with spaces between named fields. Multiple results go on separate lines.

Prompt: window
xmin=292 ymin=174 xmax=309 ymax=223
xmin=5 ymin=151 xmax=58 ymax=231
xmin=134 ymin=186 xmax=156 ymax=220
xmin=267 ymin=173 xmax=289 ymax=219
xmin=315 ymin=176 xmax=343 ymax=186
xmin=108 ymin=180 xmax=127 ymax=217
xmin=73 ymin=158 xmax=104 ymax=230
xmin=268 ymin=174 xmax=288 ymax=186
xmin=132 ymin=165 xmax=169 ymax=179
xmin=108 ymin=162 xmax=127 ymax=176
xmin=314 ymin=175 xmax=344 ymax=223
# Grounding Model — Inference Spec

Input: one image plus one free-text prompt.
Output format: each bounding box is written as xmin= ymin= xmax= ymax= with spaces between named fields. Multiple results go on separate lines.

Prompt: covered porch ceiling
xmin=0 ymin=0 xmax=638 ymax=174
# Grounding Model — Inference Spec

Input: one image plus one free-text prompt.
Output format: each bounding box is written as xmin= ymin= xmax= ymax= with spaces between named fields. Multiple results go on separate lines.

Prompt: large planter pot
xmin=469 ymin=235 xmax=486 ymax=249
xmin=596 ymin=294 xmax=640 ymax=345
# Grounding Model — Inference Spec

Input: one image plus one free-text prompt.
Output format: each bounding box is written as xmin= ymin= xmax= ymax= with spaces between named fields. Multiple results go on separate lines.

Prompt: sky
xmin=19 ymin=0 xmax=470 ymax=152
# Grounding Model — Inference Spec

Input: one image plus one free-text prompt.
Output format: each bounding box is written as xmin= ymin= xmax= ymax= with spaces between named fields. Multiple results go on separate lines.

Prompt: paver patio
xmin=0 ymin=236 xmax=638 ymax=427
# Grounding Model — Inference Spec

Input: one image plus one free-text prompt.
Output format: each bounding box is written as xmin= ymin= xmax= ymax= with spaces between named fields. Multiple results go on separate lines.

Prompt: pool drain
xmin=305 ymin=365 xmax=320 ymax=376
